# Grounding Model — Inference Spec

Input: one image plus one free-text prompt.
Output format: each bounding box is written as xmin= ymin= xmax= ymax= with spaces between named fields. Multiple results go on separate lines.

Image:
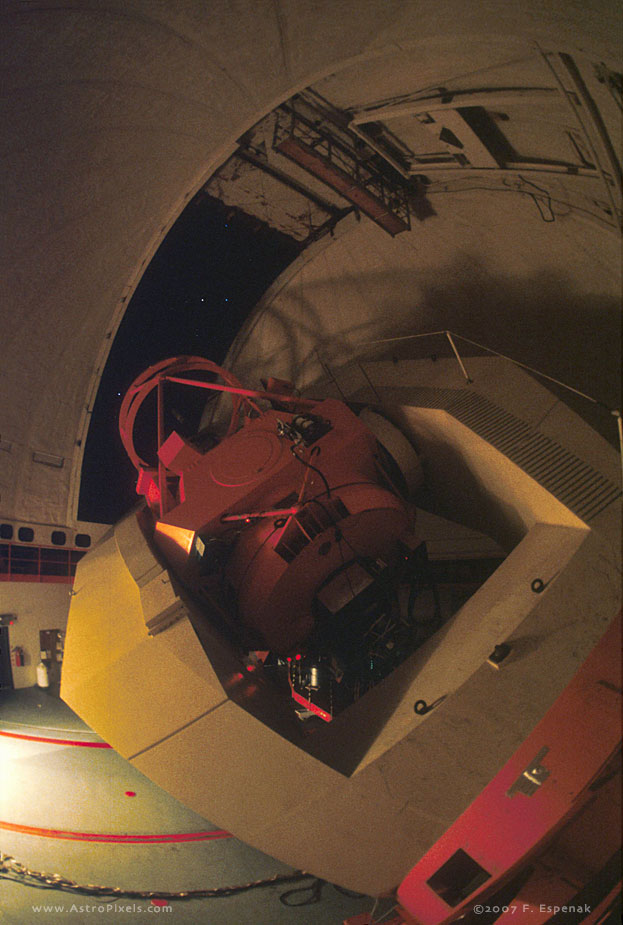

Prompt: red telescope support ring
xmin=118 ymin=356 xmax=250 ymax=472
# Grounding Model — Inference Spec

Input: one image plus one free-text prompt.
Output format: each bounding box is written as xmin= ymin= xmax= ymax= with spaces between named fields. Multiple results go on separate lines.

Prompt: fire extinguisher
xmin=12 ymin=646 xmax=25 ymax=667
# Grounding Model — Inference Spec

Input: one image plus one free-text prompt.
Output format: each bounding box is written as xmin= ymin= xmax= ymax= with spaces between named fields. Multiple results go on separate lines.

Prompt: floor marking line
xmin=0 ymin=820 xmax=233 ymax=843
xmin=0 ymin=720 xmax=99 ymax=735
xmin=0 ymin=730 xmax=111 ymax=748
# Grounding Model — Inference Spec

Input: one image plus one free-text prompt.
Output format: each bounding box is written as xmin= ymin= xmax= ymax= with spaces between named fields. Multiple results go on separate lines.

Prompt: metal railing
xmin=273 ymin=107 xmax=411 ymax=229
xmin=324 ymin=329 xmax=623 ymax=489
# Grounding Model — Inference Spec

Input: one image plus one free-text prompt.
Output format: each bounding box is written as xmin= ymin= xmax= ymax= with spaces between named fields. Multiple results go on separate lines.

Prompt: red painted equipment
xmin=119 ymin=357 xmax=414 ymax=656
xmin=396 ymin=613 xmax=622 ymax=924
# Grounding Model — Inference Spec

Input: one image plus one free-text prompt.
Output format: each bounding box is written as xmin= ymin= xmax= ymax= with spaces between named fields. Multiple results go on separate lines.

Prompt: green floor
xmin=0 ymin=688 xmax=393 ymax=924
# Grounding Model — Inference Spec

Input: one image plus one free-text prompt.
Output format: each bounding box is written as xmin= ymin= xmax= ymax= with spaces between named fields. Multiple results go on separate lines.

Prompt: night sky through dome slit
xmin=78 ymin=192 xmax=301 ymax=525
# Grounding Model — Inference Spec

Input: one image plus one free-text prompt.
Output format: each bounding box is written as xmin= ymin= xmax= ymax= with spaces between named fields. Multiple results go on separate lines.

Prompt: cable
xmin=305 ymin=497 xmax=357 ymax=558
xmin=334 ymin=884 xmax=367 ymax=899
xmin=304 ymin=496 xmax=380 ymax=584
xmin=334 ymin=523 xmax=359 ymax=602
xmin=279 ymin=878 xmax=325 ymax=906
xmin=306 ymin=479 xmax=379 ymax=501
xmin=370 ymin=902 xmax=401 ymax=924
xmin=0 ymin=853 xmax=313 ymax=902
xmin=528 ymin=192 xmax=555 ymax=222
xmin=515 ymin=174 xmax=555 ymax=222
xmin=425 ymin=180 xmax=617 ymax=227
xmin=234 ymin=523 xmax=281 ymax=591
xmin=278 ymin=877 xmax=365 ymax=907
xmin=289 ymin=445 xmax=332 ymax=497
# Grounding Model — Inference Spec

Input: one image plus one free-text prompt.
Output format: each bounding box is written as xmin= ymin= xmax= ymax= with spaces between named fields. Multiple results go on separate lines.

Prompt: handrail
xmin=353 ymin=329 xmax=622 ymax=487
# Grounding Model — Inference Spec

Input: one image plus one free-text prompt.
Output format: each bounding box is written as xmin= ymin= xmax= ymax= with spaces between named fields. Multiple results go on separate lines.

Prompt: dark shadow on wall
xmin=414 ymin=256 xmax=621 ymax=445
xmin=236 ymin=255 xmax=620 ymax=447
xmin=80 ymin=237 xmax=621 ymax=525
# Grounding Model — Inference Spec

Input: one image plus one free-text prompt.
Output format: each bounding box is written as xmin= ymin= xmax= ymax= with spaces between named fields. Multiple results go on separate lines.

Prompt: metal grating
xmin=401 ymin=387 xmax=621 ymax=522
xmin=273 ymin=108 xmax=411 ymax=236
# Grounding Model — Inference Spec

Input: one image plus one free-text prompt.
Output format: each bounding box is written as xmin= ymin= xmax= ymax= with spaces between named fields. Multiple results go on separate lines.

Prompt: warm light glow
xmin=154 ymin=521 xmax=196 ymax=555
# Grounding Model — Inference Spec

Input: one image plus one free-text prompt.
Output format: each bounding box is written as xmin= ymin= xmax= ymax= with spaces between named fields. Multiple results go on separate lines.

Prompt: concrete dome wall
xmin=227 ymin=195 xmax=621 ymax=407
xmin=1 ymin=0 xmax=620 ymax=526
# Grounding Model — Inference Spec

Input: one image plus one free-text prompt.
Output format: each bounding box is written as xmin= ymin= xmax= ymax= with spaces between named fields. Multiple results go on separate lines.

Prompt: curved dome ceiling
xmin=1 ymin=0 xmax=620 ymax=527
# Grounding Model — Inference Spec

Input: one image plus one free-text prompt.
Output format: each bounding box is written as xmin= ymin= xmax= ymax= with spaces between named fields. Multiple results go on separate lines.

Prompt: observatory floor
xmin=0 ymin=688 xmax=384 ymax=924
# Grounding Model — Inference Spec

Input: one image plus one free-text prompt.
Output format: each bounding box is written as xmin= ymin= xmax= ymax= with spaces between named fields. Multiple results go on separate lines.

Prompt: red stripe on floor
xmin=0 ymin=729 xmax=111 ymax=748
xmin=0 ymin=820 xmax=233 ymax=843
